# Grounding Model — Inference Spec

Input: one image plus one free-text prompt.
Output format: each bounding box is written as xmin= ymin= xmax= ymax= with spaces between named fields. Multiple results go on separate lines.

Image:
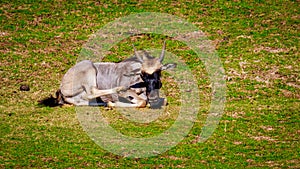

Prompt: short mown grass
xmin=1 ymin=0 xmax=299 ymax=168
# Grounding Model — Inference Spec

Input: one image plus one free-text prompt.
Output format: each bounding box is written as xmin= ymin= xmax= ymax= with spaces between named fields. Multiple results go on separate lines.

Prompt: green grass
xmin=1 ymin=0 xmax=299 ymax=168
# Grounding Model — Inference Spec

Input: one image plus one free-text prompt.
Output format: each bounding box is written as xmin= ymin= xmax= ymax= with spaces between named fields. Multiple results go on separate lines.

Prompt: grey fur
xmin=58 ymin=44 xmax=175 ymax=108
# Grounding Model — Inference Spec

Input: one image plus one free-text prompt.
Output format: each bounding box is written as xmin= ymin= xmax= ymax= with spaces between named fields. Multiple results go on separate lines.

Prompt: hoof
xmin=107 ymin=101 xmax=115 ymax=107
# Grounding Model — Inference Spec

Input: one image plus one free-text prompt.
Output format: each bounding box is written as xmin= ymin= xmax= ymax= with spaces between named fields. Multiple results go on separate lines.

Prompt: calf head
xmin=133 ymin=41 xmax=176 ymax=104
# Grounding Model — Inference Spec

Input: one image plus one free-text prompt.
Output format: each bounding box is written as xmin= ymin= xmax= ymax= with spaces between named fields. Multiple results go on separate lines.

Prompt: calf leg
xmin=60 ymin=60 xmax=98 ymax=105
xmin=108 ymin=89 xmax=147 ymax=108
xmin=107 ymin=100 xmax=147 ymax=108
xmin=63 ymin=92 xmax=90 ymax=106
xmin=83 ymin=86 xmax=129 ymax=100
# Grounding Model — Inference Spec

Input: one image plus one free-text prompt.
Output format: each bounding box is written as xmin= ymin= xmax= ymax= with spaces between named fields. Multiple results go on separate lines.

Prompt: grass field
xmin=1 ymin=0 xmax=299 ymax=168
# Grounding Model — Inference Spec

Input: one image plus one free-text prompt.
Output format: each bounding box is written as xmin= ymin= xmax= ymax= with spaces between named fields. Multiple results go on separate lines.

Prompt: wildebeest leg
xmin=107 ymin=101 xmax=147 ymax=108
xmin=107 ymin=101 xmax=140 ymax=108
xmin=60 ymin=60 xmax=99 ymax=106
xmin=83 ymin=86 xmax=128 ymax=100
xmin=64 ymin=94 xmax=89 ymax=106
xmin=108 ymin=89 xmax=147 ymax=108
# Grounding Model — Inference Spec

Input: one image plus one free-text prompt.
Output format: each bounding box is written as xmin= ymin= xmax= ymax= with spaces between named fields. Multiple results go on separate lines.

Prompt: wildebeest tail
xmin=38 ymin=89 xmax=65 ymax=107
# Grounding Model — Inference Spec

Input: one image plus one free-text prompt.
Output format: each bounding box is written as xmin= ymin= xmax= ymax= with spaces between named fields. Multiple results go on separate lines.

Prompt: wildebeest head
xmin=133 ymin=41 xmax=176 ymax=104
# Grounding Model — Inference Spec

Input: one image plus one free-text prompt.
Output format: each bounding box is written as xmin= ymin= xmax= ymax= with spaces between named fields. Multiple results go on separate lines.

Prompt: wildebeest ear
xmin=161 ymin=63 xmax=177 ymax=70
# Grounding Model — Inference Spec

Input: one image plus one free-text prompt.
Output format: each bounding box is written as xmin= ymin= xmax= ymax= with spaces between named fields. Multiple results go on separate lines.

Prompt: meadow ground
xmin=0 ymin=0 xmax=299 ymax=168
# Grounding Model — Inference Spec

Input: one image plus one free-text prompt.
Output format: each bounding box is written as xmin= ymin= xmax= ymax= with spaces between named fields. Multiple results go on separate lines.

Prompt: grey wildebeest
xmin=39 ymin=41 xmax=176 ymax=108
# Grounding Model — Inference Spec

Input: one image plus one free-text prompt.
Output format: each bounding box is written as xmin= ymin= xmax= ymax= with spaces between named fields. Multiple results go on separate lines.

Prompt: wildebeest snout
xmin=148 ymin=89 xmax=160 ymax=102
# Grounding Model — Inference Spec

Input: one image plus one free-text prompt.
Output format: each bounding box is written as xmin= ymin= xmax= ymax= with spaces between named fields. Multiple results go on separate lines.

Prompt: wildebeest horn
xmin=159 ymin=40 xmax=166 ymax=63
xmin=132 ymin=44 xmax=143 ymax=63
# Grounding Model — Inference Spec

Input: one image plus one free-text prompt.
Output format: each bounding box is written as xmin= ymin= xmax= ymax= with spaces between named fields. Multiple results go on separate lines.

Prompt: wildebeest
xmin=39 ymin=41 xmax=176 ymax=108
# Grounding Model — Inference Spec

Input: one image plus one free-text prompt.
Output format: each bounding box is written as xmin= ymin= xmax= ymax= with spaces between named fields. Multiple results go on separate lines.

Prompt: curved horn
xmin=132 ymin=44 xmax=143 ymax=63
xmin=159 ymin=40 xmax=166 ymax=63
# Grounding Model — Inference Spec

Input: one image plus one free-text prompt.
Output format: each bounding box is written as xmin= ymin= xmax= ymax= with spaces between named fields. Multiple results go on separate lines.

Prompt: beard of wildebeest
xmin=140 ymin=70 xmax=162 ymax=103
